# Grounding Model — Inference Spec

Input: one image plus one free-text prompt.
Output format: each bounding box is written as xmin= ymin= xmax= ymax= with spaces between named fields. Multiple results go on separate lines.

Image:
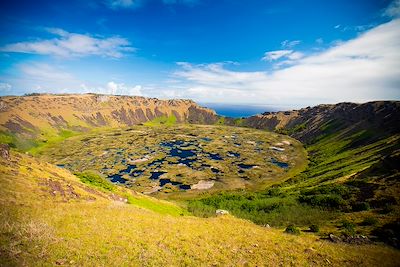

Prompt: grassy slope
xmin=143 ymin=115 xmax=177 ymax=126
xmin=187 ymin=125 xmax=400 ymax=241
xmin=1 ymin=151 xmax=399 ymax=266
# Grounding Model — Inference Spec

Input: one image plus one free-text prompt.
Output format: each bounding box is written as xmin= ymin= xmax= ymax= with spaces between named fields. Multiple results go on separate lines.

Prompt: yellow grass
xmin=1 ymin=151 xmax=399 ymax=266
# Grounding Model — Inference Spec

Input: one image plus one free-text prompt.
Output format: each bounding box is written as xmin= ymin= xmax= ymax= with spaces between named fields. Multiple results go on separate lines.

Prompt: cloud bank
xmin=171 ymin=19 xmax=400 ymax=107
xmin=0 ymin=28 xmax=134 ymax=58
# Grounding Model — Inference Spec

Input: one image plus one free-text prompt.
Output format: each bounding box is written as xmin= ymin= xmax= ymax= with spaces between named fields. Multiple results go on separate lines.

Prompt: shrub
xmin=361 ymin=216 xmax=378 ymax=226
xmin=341 ymin=220 xmax=356 ymax=236
xmin=380 ymin=204 xmax=395 ymax=214
xmin=265 ymin=188 xmax=281 ymax=197
xmin=298 ymin=194 xmax=346 ymax=210
xmin=372 ymin=221 xmax=400 ymax=248
xmin=352 ymin=202 xmax=370 ymax=212
xmin=309 ymin=224 xmax=320 ymax=233
xmin=285 ymin=224 xmax=300 ymax=235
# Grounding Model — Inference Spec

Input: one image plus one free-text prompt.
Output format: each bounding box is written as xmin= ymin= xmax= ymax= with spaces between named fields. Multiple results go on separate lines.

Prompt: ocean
xmin=200 ymin=103 xmax=280 ymax=118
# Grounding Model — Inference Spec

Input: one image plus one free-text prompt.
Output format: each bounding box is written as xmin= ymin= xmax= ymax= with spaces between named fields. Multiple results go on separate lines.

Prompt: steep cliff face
xmin=0 ymin=94 xmax=217 ymax=138
xmin=244 ymin=101 xmax=400 ymax=144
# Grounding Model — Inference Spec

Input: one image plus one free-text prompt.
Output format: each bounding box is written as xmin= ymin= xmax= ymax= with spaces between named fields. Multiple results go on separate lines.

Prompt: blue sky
xmin=0 ymin=0 xmax=399 ymax=108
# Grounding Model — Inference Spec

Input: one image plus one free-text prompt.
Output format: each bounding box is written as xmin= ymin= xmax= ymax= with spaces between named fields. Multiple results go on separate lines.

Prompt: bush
xmin=309 ymin=224 xmax=320 ymax=233
xmin=285 ymin=224 xmax=300 ymax=235
xmin=352 ymin=202 xmax=370 ymax=211
xmin=361 ymin=216 xmax=378 ymax=226
xmin=372 ymin=221 xmax=400 ymax=248
xmin=341 ymin=220 xmax=356 ymax=236
xmin=298 ymin=194 xmax=346 ymax=210
xmin=380 ymin=204 xmax=395 ymax=214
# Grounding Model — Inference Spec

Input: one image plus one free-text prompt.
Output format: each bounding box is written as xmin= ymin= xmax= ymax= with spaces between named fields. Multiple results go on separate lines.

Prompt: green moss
xmin=143 ymin=115 xmax=177 ymax=126
xmin=0 ymin=131 xmax=17 ymax=147
xmin=126 ymin=195 xmax=186 ymax=216
xmin=75 ymin=171 xmax=115 ymax=192
xmin=27 ymin=129 xmax=79 ymax=155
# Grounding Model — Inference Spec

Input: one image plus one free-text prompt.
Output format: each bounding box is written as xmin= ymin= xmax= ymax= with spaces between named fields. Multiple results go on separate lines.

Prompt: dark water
xmin=271 ymin=158 xmax=289 ymax=168
xmin=211 ymin=167 xmax=220 ymax=173
xmin=159 ymin=178 xmax=191 ymax=190
xmin=160 ymin=140 xmax=186 ymax=148
xmin=238 ymin=163 xmax=256 ymax=169
xmin=208 ymin=153 xmax=223 ymax=160
xmin=227 ymin=151 xmax=240 ymax=158
xmin=170 ymin=148 xmax=196 ymax=158
xmin=120 ymin=164 xmax=137 ymax=174
xmin=150 ymin=171 xmax=167 ymax=180
xmin=109 ymin=174 xmax=128 ymax=184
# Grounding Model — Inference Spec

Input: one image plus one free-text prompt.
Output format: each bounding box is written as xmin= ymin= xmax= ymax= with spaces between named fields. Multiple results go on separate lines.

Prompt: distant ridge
xmin=242 ymin=101 xmax=400 ymax=143
xmin=0 ymin=93 xmax=218 ymax=139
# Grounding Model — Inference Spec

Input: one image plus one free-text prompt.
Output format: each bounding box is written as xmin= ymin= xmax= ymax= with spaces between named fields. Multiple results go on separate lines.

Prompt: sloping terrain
xmin=1 ymin=149 xmax=399 ymax=266
xmin=244 ymin=101 xmax=400 ymax=144
xmin=1 ymin=96 xmax=399 ymax=265
xmin=0 ymin=94 xmax=218 ymax=151
xmin=190 ymin=101 xmax=400 ymax=247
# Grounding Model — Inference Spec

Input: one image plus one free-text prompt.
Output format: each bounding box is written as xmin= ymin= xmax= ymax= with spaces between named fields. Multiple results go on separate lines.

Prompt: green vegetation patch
xmin=126 ymin=195 xmax=186 ymax=216
xmin=0 ymin=131 xmax=17 ymax=148
xmin=144 ymin=115 xmax=176 ymax=126
xmin=75 ymin=171 xmax=115 ymax=192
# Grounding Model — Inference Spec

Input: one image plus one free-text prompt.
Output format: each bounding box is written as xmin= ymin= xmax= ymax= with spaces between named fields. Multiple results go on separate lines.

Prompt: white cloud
xmin=262 ymin=49 xmax=304 ymax=62
xmin=0 ymin=28 xmax=135 ymax=58
xmin=281 ymin=40 xmax=301 ymax=49
xmin=20 ymin=63 xmax=76 ymax=82
xmin=172 ymin=19 xmax=400 ymax=107
xmin=334 ymin=24 xmax=341 ymax=29
xmin=105 ymin=0 xmax=141 ymax=9
xmin=106 ymin=81 xmax=142 ymax=95
xmin=0 ymin=83 xmax=12 ymax=94
xmin=5 ymin=63 xmax=143 ymax=96
xmin=262 ymin=50 xmax=293 ymax=61
xmin=383 ymin=0 xmax=400 ymax=18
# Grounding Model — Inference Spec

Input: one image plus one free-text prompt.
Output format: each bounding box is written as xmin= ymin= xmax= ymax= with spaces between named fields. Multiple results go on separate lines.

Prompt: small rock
xmin=216 ymin=209 xmax=229 ymax=216
xmin=329 ymin=234 xmax=341 ymax=243
xmin=55 ymin=259 xmax=67 ymax=265
xmin=304 ymin=248 xmax=316 ymax=253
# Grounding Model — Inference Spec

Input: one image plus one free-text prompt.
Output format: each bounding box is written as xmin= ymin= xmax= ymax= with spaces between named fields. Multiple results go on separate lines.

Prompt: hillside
xmin=1 ymin=149 xmax=399 ymax=266
xmin=0 ymin=94 xmax=218 ymax=151
xmin=190 ymin=101 xmax=400 ymax=248
xmin=1 ymin=96 xmax=400 ymax=265
xmin=243 ymin=101 xmax=400 ymax=144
